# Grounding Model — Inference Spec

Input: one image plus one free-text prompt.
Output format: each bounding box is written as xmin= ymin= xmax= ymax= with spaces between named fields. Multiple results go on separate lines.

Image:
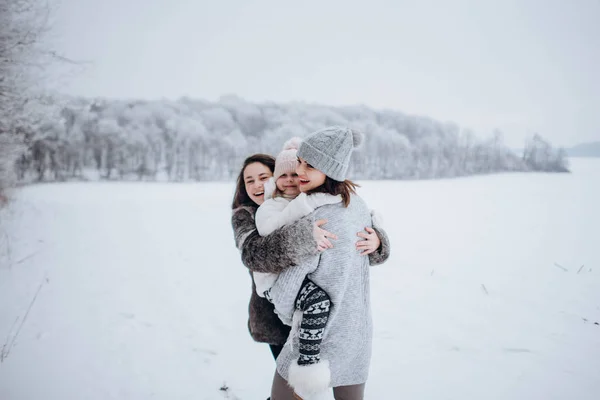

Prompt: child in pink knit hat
xmin=255 ymin=137 xmax=342 ymax=239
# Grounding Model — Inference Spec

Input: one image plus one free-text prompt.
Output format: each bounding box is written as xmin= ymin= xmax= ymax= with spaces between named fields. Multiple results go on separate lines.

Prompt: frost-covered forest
xmin=11 ymin=94 xmax=569 ymax=184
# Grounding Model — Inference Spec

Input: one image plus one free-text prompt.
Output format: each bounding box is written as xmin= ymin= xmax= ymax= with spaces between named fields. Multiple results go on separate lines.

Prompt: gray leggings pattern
xmin=265 ymin=277 xmax=332 ymax=366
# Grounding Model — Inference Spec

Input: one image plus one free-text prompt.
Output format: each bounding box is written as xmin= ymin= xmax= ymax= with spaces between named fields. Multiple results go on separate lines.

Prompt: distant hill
xmin=566 ymin=141 xmax=600 ymax=158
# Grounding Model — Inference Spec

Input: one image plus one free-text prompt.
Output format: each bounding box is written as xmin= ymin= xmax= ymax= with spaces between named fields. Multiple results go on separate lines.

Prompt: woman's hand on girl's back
xmin=313 ymin=219 xmax=337 ymax=252
xmin=356 ymin=227 xmax=381 ymax=255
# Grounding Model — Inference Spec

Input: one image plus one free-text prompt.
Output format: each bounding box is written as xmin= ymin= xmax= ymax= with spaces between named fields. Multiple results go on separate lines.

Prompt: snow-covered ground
xmin=1 ymin=158 xmax=599 ymax=400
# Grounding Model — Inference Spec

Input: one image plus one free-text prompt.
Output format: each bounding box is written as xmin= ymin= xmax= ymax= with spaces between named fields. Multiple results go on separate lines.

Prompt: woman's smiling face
xmin=296 ymin=157 xmax=326 ymax=192
xmin=243 ymin=162 xmax=273 ymax=205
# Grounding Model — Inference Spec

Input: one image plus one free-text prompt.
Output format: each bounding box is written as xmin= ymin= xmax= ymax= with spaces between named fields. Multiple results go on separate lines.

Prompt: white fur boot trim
xmin=288 ymin=360 xmax=331 ymax=396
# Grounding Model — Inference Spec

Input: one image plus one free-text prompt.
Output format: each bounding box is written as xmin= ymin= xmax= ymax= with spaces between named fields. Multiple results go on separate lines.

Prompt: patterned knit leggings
xmin=294 ymin=277 xmax=332 ymax=365
xmin=265 ymin=277 xmax=332 ymax=364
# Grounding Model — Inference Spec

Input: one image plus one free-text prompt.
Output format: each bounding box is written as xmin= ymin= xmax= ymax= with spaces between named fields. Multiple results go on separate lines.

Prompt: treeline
xmin=12 ymin=94 xmax=569 ymax=183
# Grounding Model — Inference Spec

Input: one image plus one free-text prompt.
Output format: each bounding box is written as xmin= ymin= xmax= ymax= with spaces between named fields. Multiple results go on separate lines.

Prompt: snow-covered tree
xmin=523 ymin=134 xmax=569 ymax=172
xmin=1 ymin=0 xmax=43 ymax=191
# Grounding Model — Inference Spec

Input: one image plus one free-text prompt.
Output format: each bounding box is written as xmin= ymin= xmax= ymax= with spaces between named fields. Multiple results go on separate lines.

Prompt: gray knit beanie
xmin=297 ymin=126 xmax=363 ymax=181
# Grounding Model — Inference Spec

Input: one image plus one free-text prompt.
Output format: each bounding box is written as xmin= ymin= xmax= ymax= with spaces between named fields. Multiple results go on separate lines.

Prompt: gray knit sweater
xmin=268 ymin=194 xmax=374 ymax=387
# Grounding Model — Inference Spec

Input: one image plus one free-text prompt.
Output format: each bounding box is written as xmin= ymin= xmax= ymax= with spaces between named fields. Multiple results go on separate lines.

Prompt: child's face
xmin=296 ymin=157 xmax=326 ymax=192
xmin=276 ymin=172 xmax=300 ymax=197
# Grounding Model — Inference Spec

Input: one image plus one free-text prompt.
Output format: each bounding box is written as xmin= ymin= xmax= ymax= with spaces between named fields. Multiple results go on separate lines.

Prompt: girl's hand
xmin=313 ymin=219 xmax=338 ymax=252
xmin=356 ymin=227 xmax=380 ymax=255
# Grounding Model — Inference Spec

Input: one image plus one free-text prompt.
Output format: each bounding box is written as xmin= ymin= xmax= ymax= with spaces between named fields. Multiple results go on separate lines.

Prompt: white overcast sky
xmin=48 ymin=0 xmax=600 ymax=147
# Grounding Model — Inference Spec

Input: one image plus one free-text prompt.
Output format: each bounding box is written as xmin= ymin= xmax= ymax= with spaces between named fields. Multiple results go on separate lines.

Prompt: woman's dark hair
xmin=307 ymin=176 xmax=359 ymax=207
xmin=231 ymin=154 xmax=275 ymax=209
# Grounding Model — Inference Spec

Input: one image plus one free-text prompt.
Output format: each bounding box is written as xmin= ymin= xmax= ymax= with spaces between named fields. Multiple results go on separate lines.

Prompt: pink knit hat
xmin=274 ymin=137 xmax=302 ymax=182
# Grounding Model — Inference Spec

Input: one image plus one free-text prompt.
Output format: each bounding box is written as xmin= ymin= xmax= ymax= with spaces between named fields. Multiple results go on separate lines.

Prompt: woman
xmin=231 ymin=148 xmax=390 ymax=397
xmin=266 ymin=126 xmax=380 ymax=399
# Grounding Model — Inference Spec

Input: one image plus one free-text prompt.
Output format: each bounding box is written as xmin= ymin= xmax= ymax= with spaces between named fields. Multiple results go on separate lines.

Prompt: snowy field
xmin=1 ymin=158 xmax=599 ymax=400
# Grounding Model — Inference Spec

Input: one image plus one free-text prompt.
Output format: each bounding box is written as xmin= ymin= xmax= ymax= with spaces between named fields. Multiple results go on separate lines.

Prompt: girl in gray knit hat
xmin=267 ymin=126 xmax=380 ymax=400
